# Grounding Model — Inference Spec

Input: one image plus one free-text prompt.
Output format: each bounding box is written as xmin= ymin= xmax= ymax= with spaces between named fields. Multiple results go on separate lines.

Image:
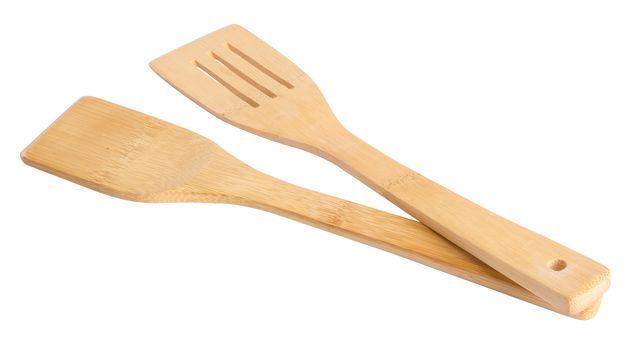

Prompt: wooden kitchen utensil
xmin=21 ymin=97 xmax=600 ymax=319
xmin=150 ymin=24 xmax=610 ymax=315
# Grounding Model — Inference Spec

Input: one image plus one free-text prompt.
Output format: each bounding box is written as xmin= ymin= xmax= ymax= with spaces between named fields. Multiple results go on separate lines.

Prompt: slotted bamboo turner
xmin=150 ymin=24 xmax=610 ymax=315
xmin=21 ymin=97 xmax=601 ymax=319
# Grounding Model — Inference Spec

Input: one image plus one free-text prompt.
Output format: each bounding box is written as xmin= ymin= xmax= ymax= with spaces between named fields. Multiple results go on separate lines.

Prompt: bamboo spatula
xmin=21 ymin=97 xmax=600 ymax=319
xmin=150 ymin=24 xmax=610 ymax=315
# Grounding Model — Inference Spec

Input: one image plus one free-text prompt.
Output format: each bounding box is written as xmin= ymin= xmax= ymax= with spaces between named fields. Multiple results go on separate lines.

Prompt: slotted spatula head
xmin=150 ymin=25 xmax=343 ymax=149
xmin=21 ymin=97 xmax=248 ymax=202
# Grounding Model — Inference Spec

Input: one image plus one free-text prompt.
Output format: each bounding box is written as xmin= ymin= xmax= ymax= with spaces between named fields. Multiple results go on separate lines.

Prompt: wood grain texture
xmin=22 ymin=97 xmax=599 ymax=319
xmin=150 ymin=24 xmax=610 ymax=315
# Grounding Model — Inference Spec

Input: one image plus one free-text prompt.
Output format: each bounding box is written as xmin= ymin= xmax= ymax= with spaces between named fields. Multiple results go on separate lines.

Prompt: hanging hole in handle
xmin=548 ymin=259 xmax=567 ymax=271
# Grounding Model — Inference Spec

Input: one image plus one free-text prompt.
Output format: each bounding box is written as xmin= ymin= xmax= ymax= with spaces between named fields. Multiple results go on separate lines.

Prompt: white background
xmin=1 ymin=1 xmax=642 ymax=349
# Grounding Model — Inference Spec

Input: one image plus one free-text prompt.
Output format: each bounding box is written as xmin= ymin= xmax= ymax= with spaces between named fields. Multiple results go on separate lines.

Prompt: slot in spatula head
xmin=150 ymin=24 xmax=343 ymax=148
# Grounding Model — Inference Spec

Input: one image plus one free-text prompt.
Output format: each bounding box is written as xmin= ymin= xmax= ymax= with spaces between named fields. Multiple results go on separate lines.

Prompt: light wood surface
xmin=150 ymin=24 xmax=610 ymax=315
xmin=21 ymin=97 xmax=600 ymax=319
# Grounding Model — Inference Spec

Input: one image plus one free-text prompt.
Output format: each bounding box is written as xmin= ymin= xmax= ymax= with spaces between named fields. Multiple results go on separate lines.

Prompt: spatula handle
xmin=311 ymin=128 xmax=609 ymax=315
xmin=214 ymin=169 xmax=595 ymax=318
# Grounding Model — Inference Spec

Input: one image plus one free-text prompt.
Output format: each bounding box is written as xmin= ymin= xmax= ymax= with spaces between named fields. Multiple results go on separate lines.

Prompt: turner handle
xmin=205 ymin=168 xmax=596 ymax=318
xmin=310 ymin=128 xmax=609 ymax=315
